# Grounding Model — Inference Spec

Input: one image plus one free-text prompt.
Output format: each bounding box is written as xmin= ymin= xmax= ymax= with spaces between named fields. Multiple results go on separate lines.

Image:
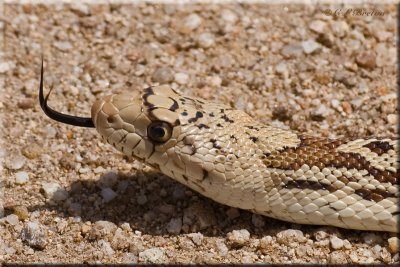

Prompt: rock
xmin=197 ymin=33 xmax=215 ymax=48
xmin=99 ymin=172 xmax=118 ymax=188
xmin=98 ymin=240 xmax=114 ymax=256
xmin=310 ymin=104 xmax=331 ymax=121
xmin=183 ymin=202 xmax=216 ymax=230
xmin=275 ymin=61 xmax=288 ymax=76
xmin=13 ymin=205 xmax=29 ymax=220
xmin=70 ymin=3 xmax=90 ymax=16
xmin=166 ymin=217 xmax=182 ymax=234
xmin=316 ymin=33 xmax=334 ymax=48
xmin=5 ymin=154 xmax=26 ymax=170
xmin=251 ymin=214 xmax=265 ymax=228
xmin=136 ymin=194 xmax=147 ymax=205
xmin=388 ymin=237 xmax=399 ymax=254
xmin=302 ymin=39 xmax=321 ymax=54
xmin=332 ymin=21 xmax=349 ymax=37
xmin=281 ymin=43 xmax=303 ymax=58
xmin=221 ymin=9 xmax=238 ymax=24
xmin=53 ymin=41 xmax=73 ymax=51
xmin=68 ymin=202 xmax=82 ymax=216
xmin=152 ymin=67 xmax=174 ymax=84
xmin=329 ymin=251 xmax=349 ymax=264
xmin=183 ymin=14 xmax=202 ymax=31
xmin=356 ymin=51 xmax=376 ymax=69
xmin=109 ymin=228 xmax=130 ymax=250
xmin=17 ymin=98 xmax=35 ymax=109
xmin=333 ymin=70 xmax=356 ymax=88
xmin=276 ymin=229 xmax=306 ymax=245
xmin=363 ymin=233 xmax=383 ymax=245
xmin=40 ymin=182 xmax=68 ymax=201
xmin=139 ymin=248 xmax=166 ymax=263
xmin=101 ymin=188 xmax=118 ymax=203
xmin=15 ymin=171 xmax=29 ymax=185
xmin=226 ymin=229 xmax=250 ymax=247
xmin=309 ymin=20 xmax=326 ymax=33
xmin=21 ymin=221 xmax=47 ymax=249
xmin=122 ymin=253 xmax=138 ymax=264
xmin=387 ymin=114 xmax=396 ymax=125
xmin=21 ymin=144 xmax=43 ymax=159
xmin=258 ymin=236 xmax=273 ymax=250
xmin=226 ymin=207 xmax=240 ymax=220
xmin=187 ymin=232 xmax=204 ymax=246
xmin=5 ymin=214 xmax=19 ymax=225
xmin=215 ymin=241 xmax=229 ymax=256
xmin=174 ymin=72 xmax=189 ymax=85
xmin=0 ymin=61 xmax=15 ymax=73
xmin=88 ymin=221 xmax=117 ymax=240
xmin=330 ymin=236 xmax=344 ymax=250
xmin=10 ymin=125 xmax=25 ymax=138
xmin=207 ymin=75 xmax=222 ymax=87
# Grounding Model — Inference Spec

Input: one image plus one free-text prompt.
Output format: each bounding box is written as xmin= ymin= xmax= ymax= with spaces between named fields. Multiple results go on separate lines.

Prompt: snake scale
xmin=39 ymin=61 xmax=399 ymax=232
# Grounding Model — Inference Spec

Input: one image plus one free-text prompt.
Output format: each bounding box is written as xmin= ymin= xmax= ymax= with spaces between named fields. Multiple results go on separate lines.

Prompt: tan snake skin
xmin=89 ymin=85 xmax=398 ymax=232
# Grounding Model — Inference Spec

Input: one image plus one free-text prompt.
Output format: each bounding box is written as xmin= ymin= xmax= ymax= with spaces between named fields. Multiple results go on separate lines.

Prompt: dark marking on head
xmin=230 ymin=135 xmax=237 ymax=140
xmin=181 ymin=111 xmax=188 ymax=116
xmin=220 ymin=109 xmax=225 ymax=113
xmin=221 ymin=114 xmax=234 ymax=123
xmin=168 ymin=97 xmax=179 ymax=111
xmin=188 ymin=117 xmax=197 ymax=123
xmin=196 ymin=111 xmax=203 ymax=118
xmin=210 ymin=139 xmax=222 ymax=149
xmin=250 ymin=136 xmax=258 ymax=143
xmin=170 ymin=88 xmax=179 ymax=95
xmin=209 ymin=112 xmax=215 ymax=117
xmin=202 ymin=169 xmax=209 ymax=180
xmin=216 ymin=123 xmax=223 ymax=127
xmin=198 ymin=124 xmax=210 ymax=129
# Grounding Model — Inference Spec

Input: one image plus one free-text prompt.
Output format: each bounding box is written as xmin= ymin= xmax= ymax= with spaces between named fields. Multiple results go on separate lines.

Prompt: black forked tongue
xmin=39 ymin=58 xmax=95 ymax=128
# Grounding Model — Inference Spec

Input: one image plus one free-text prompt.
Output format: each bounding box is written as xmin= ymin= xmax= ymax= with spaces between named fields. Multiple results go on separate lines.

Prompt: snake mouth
xmin=38 ymin=58 xmax=95 ymax=128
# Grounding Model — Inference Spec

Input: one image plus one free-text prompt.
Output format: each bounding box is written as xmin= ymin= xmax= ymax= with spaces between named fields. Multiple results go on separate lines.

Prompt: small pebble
xmin=363 ymin=233 xmax=382 ymax=245
xmin=197 ymin=33 xmax=215 ymax=48
xmin=101 ymin=188 xmax=118 ymax=203
xmin=5 ymin=214 xmax=19 ymax=225
xmin=17 ymin=98 xmax=35 ymax=109
xmin=330 ymin=236 xmax=344 ymax=250
xmin=99 ymin=172 xmax=118 ymax=188
xmin=221 ymin=9 xmax=238 ymax=24
xmin=152 ymin=67 xmax=174 ymax=84
xmin=166 ymin=217 xmax=182 ymax=234
xmin=281 ymin=43 xmax=303 ymax=58
xmin=309 ymin=20 xmax=326 ymax=33
xmin=387 ymin=114 xmax=396 ymax=125
xmin=174 ymin=72 xmax=189 ymax=85
xmin=183 ymin=14 xmax=202 ymax=31
xmin=356 ymin=51 xmax=376 ymax=69
xmin=5 ymin=154 xmax=26 ymax=170
xmin=226 ymin=229 xmax=250 ymax=247
xmin=215 ymin=241 xmax=229 ymax=256
xmin=0 ymin=61 xmax=15 ymax=73
xmin=388 ymin=237 xmax=399 ymax=254
xmin=329 ymin=251 xmax=349 ymax=264
xmin=122 ymin=253 xmax=138 ymax=264
xmin=98 ymin=239 xmax=114 ymax=256
xmin=21 ymin=221 xmax=48 ymax=249
xmin=53 ymin=41 xmax=73 ymax=51
xmin=15 ymin=171 xmax=29 ymax=185
xmin=276 ymin=229 xmax=306 ymax=245
xmin=70 ymin=3 xmax=90 ymax=16
xmin=89 ymin=221 xmax=117 ymax=240
xmin=13 ymin=205 xmax=29 ymax=220
xmin=302 ymin=39 xmax=321 ymax=54
xmin=40 ymin=182 xmax=68 ymax=201
xmin=139 ymin=248 xmax=166 ymax=264
xmin=137 ymin=195 xmax=148 ymax=205
xmin=251 ymin=214 xmax=265 ymax=228
xmin=187 ymin=232 xmax=204 ymax=246
xmin=258 ymin=236 xmax=273 ymax=250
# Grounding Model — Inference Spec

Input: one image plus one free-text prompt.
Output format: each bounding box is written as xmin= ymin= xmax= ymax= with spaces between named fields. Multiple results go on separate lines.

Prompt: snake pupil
xmin=148 ymin=121 xmax=172 ymax=143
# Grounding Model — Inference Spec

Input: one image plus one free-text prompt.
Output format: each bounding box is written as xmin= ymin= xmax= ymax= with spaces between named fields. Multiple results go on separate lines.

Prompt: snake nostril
xmin=107 ymin=116 xmax=116 ymax=124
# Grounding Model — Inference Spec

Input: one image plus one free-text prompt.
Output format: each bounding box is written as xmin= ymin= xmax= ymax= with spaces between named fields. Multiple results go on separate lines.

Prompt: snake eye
xmin=148 ymin=121 xmax=172 ymax=143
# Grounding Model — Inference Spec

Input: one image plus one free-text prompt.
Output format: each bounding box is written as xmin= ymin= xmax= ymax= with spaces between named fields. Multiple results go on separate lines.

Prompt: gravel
xmin=1 ymin=2 xmax=397 ymax=265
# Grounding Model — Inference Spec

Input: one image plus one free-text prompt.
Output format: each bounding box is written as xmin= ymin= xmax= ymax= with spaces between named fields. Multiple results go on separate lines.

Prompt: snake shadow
xmin=27 ymin=170 xmax=373 ymax=240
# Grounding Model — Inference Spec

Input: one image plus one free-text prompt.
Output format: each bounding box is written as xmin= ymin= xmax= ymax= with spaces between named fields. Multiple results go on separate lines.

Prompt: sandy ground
xmin=0 ymin=2 xmax=398 ymax=264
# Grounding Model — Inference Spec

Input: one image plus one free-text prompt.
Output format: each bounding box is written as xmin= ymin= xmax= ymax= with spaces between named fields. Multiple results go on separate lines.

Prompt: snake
xmin=38 ymin=60 xmax=399 ymax=232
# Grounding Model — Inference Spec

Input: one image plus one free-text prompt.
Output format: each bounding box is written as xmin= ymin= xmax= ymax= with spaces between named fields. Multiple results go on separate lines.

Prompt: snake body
xmin=86 ymin=85 xmax=398 ymax=232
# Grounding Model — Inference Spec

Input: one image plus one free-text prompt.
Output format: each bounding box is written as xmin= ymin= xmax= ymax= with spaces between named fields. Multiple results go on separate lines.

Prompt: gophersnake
xmin=39 ymin=62 xmax=399 ymax=232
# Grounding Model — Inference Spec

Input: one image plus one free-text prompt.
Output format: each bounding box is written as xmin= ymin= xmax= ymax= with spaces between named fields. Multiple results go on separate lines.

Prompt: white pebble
xmin=101 ymin=188 xmax=117 ymax=203
xmin=98 ymin=239 xmax=114 ymax=256
xmin=174 ymin=72 xmax=189 ymax=85
xmin=0 ymin=61 xmax=15 ymax=73
xmin=227 ymin=229 xmax=250 ymax=247
xmin=221 ymin=9 xmax=238 ymax=24
xmin=302 ymin=39 xmax=321 ymax=54
xmin=5 ymin=154 xmax=26 ymax=170
xmin=41 ymin=182 xmax=68 ymax=201
xmin=197 ymin=33 xmax=215 ymax=48
xmin=309 ymin=20 xmax=326 ymax=33
xmin=5 ymin=214 xmax=19 ymax=225
xmin=330 ymin=236 xmax=344 ymax=250
xmin=207 ymin=75 xmax=222 ymax=87
xmin=387 ymin=114 xmax=396 ymax=125
xmin=183 ymin=14 xmax=202 ymax=30
xmin=53 ymin=41 xmax=73 ymax=51
xmin=187 ymin=232 xmax=204 ymax=246
xmin=139 ymin=248 xmax=166 ymax=263
xmin=15 ymin=171 xmax=29 ymax=185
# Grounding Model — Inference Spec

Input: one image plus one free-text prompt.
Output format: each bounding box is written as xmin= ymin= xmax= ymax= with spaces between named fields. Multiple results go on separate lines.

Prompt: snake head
xmin=91 ymin=86 xmax=183 ymax=161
